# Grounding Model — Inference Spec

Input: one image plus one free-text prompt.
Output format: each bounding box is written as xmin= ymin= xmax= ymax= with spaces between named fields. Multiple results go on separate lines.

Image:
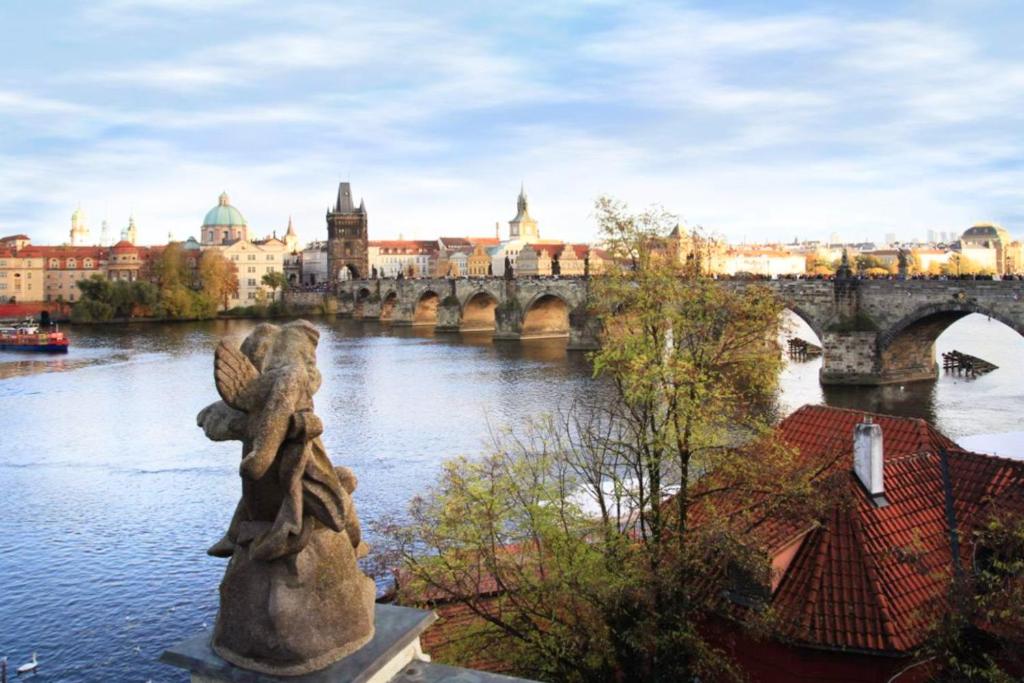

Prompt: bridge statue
xmin=196 ymin=320 xmax=375 ymax=675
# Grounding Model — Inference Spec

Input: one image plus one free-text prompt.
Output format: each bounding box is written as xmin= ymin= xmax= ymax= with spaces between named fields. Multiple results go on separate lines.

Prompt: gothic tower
xmin=326 ymin=182 xmax=368 ymax=280
xmin=509 ymin=183 xmax=539 ymax=241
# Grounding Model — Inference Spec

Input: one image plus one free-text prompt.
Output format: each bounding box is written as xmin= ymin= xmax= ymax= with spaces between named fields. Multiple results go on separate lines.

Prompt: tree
xmin=261 ymin=270 xmax=287 ymax=303
xmin=199 ymin=250 xmax=239 ymax=310
xmin=914 ymin=507 xmax=1024 ymax=681
xmin=386 ymin=197 xmax=823 ymax=682
xmin=152 ymin=242 xmax=191 ymax=289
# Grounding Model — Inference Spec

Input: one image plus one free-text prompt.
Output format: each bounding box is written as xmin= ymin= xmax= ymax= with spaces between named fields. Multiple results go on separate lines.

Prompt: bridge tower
xmin=326 ymin=182 xmax=368 ymax=281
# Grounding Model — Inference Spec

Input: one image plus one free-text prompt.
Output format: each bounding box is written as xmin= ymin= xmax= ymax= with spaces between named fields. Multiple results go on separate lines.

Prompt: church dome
xmin=962 ymin=223 xmax=1009 ymax=244
xmin=112 ymin=240 xmax=136 ymax=253
xmin=202 ymin=192 xmax=247 ymax=228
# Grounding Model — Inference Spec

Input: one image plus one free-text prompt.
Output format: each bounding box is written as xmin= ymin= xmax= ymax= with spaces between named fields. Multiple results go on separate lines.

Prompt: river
xmin=0 ymin=313 xmax=1020 ymax=681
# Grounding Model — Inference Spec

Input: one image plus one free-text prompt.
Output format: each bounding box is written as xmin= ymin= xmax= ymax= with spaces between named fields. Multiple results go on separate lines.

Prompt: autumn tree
xmin=199 ymin=250 xmax=238 ymax=310
xmin=386 ymin=197 xmax=823 ymax=682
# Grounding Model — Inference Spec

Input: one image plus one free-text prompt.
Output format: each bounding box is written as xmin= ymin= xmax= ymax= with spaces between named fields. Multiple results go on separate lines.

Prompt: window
xmin=0 ymin=283 xmax=5 ymax=290
xmin=49 ymin=258 xmax=58 ymax=268
xmin=266 ymin=255 xmax=274 ymax=261
xmin=248 ymin=254 xmax=257 ymax=261
xmin=0 ymin=272 xmax=5 ymax=278
xmin=84 ymin=258 xmax=93 ymax=268
xmin=247 ymin=291 xmax=255 ymax=299
xmin=231 ymin=255 xmax=239 ymax=262
xmin=67 ymin=258 xmax=76 ymax=268
xmin=247 ymin=266 xmax=255 ymax=273
xmin=0 ymin=260 xmax=5 ymax=266
xmin=248 ymin=278 xmax=256 ymax=286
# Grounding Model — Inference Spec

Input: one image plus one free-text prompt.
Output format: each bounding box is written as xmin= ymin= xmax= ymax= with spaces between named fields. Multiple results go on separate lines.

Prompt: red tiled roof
xmin=0 ymin=234 xmax=30 ymax=241
xmin=467 ymin=237 xmax=500 ymax=247
xmin=770 ymin=405 xmax=1024 ymax=654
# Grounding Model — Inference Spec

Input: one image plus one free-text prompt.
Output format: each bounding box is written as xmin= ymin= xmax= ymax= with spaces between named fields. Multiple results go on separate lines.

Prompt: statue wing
xmin=214 ymin=341 xmax=260 ymax=411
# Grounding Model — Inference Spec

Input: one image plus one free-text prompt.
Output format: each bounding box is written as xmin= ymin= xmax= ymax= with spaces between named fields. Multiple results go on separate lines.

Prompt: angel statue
xmin=196 ymin=320 xmax=375 ymax=676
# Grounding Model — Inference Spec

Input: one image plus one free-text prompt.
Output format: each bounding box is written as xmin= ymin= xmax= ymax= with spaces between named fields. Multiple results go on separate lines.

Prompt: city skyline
xmin=2 ymin=1 xmax=1024 ymax=245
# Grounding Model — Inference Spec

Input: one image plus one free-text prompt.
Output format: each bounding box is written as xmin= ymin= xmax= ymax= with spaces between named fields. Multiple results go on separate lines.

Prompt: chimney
xmin=853 ymin=417 xmax=887 ymax=507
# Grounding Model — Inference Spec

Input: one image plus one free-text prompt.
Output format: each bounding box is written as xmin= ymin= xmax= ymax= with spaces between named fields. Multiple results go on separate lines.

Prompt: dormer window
xmin=67 ymin=258 xmax=77 ymax=268
xmin=84 ymin=258 xmax=93 ymax=268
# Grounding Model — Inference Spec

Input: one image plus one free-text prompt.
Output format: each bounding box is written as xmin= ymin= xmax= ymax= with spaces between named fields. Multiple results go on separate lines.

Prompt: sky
xmin=1 ymin=0 xmax=1023 ymax=247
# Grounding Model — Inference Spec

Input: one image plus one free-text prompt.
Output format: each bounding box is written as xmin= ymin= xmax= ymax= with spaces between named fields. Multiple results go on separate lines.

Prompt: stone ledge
xmin=161 ymin=604 xmax=436 ymax=683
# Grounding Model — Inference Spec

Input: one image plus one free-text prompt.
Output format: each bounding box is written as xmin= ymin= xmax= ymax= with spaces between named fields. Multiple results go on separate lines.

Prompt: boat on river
xmin=0 ymin=320 xmax=70 ymax=353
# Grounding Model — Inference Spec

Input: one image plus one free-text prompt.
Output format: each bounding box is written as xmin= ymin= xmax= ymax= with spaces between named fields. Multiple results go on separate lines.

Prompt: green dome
xmin=202 ymin=192 xmax=247 ymax=227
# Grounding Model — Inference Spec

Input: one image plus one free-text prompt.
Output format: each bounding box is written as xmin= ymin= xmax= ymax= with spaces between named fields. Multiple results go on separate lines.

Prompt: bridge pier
xmin=567 ymin=304 xmax=600 ymax=351
xmin=435 ymin=297 xmax=462 ymax=333
xmin=492 ymin=300 xmax=522 ymax=341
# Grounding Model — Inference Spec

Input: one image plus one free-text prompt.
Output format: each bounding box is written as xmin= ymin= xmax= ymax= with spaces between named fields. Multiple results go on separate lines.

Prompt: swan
xmin=16 ymin=652 xmax=38 ymax=675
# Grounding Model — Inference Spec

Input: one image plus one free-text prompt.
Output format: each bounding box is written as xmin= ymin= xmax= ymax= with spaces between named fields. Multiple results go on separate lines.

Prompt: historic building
xmin=40 ymin=246 xmax=105 ymax=303
xmin=0 ymin=246 xmax=44 ymax=302
xmin=368 ymin=240 xmax=437 ymax=278
xmin=326 ymin=182 xmax=368 ymax=281
xmin=106 ymin=240 xmax=141 ymax=281
xmin=959 ymin=223 xmax=1011 ymax=275
xmin=207 ymin=237 xmax=287 ymax=308
xmin=201 ymin=192 xmax=248 ymax=246
xmin=467 ymin=243 xmax=492 ymax=276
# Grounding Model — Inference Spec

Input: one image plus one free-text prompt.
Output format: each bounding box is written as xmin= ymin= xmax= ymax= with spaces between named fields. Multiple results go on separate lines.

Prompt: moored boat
xmin=0 ymin=320 xmax=70 ymax=353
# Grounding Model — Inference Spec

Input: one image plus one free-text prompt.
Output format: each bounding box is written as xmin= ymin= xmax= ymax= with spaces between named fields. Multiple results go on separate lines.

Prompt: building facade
xmin=208 ymin=238 xmax=287 ymax=307
xmin=326 ymin=182 xmax=368 ymax=281
xmin=0 ymin=247 xmax=44 ymax=302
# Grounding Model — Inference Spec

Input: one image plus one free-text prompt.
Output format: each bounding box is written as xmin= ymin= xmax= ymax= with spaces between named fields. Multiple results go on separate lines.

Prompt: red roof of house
xmin=0 ymin=234 xmax=29 ymax=241
xmin=468 ymin=237 xmax=500 ymax=247
xmin=769 ymin=405 xmax=1024 ymax=654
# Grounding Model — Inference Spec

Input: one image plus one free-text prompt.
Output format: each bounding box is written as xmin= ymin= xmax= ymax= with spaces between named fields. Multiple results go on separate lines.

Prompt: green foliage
xmin=73 ymin=274 xmax=160 ymax=321
xmin=261 ymin=270 xmax=287 ymax=302
xmin=916 ymin=508 xmax=1024 ymax=682
xmin=154 ymin=242 xmax=191 ymax=289
xmin=385 ymin=197 xmax=824 ymax=682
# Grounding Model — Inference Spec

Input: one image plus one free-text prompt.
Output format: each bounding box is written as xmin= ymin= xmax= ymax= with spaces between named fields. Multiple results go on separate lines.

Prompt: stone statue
xmin=551 ymin=253 xmax=561 ymax=276
xmin=197 ymin=320 xmax=375 ymax=676
xmin=836 ymin=248 xmax=852 ymax=279
xmin=897 ymin=247 xmax=909 ymax=278
xmin=371 ymin=265 xmax=378 ymax=280
xmin=584 ymin=254 xmax=590 ymax=278
xmin=504 ymin=255 xmax=513 ymax=280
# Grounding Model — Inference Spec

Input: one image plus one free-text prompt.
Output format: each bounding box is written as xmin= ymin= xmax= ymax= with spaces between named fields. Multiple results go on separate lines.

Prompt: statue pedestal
xmin=162 ymin=604 xmax=433 ymax=683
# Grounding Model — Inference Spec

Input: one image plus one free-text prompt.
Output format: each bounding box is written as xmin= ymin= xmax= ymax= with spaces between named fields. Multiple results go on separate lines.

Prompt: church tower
xmin=122 ymin=214 xmax=138 ymax=245
xmin=326 ymin=182 xmax=368 ymax=280
xmin=284 ymin=215 xmax=299 ymax=253
xmin=70 ymin=207 xmax=90 ymax=246
xmin=509 ymin=184 xmax=539 ymax=241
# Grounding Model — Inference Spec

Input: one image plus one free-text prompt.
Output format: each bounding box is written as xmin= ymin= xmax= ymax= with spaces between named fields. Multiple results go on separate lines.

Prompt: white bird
xmin=16 ymin=652 xmax=38 ymax=675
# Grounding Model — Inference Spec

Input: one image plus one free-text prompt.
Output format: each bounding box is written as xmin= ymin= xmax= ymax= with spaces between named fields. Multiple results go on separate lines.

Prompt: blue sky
xmin=1 ymin=0 xmax=1023 ymax=246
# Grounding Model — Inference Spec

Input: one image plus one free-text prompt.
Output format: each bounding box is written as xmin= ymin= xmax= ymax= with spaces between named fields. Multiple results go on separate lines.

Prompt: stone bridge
xmin=318 ymin=277 xmax=1024 ymax=386
xmin=333 ymin=277 xmax=599 ymax=350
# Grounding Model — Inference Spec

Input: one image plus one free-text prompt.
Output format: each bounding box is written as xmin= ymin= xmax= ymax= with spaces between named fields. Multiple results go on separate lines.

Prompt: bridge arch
xmin=354 ymin=286 xmax=372 ymax=317
xmin=780 ymin=303 xmax=826 ymax=342
xmin=380 ymin=290 xmax=398 ymax=321
xmin=413 ymin=290 xmax=441 ymax=326
xmin=521 ymin=292 xmax=570 ymax=339
xmin=461 ymin=290 xmax=498 ymax=332
xmin=878 ymin=301 xmax=1024 ymax=352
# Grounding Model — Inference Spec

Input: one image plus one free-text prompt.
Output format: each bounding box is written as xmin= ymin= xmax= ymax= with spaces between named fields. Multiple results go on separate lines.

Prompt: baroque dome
xmin=202 ymin=192 xmax=247 ymax=228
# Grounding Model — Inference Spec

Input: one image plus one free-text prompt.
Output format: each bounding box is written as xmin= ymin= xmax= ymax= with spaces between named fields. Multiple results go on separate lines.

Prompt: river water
xmin=0 ymin=314 xmax=1021 ymax=681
